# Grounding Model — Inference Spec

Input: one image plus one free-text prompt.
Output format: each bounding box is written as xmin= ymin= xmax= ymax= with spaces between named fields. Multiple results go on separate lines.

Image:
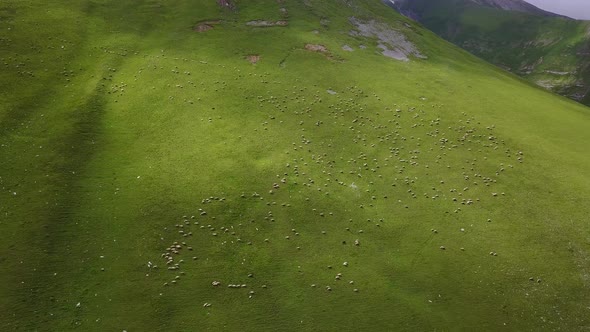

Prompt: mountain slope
xmin=1 ymin=0 xmax=590 ymax=330
xmin=391 ymin=0 xmax=590 ymax=105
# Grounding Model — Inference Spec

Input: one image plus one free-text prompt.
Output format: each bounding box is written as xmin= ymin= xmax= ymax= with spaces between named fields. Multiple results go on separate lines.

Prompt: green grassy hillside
xmin=1 ymin=0 xmax=590 ymax=330
xmin=393 ymin=0 xmax=590 ymax=106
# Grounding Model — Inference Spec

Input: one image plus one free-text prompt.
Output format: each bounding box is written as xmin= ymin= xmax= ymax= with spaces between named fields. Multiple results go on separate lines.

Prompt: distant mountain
xmin=463 ymin=0 xmax=562 ymax=17
xmin=392 ymin=0 xmax=564 ymax=18
xmin=389 ymin=0 xmax=590 ymax=105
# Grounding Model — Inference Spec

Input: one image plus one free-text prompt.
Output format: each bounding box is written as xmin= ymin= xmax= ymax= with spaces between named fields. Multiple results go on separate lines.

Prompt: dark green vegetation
xmin=1 ymin=0 xmax=590 ymax=330
xmin=392 ymin=0 xmax=590 ymax=106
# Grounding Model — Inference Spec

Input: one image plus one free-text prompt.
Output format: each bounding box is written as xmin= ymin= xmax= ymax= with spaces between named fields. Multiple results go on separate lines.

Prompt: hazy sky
xmin=525 ymin=0 xmax=590 ymax=20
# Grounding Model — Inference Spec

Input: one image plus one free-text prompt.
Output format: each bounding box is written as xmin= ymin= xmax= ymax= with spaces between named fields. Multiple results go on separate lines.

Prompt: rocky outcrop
xmin=349 ymin=17 xmax=426 ymax=61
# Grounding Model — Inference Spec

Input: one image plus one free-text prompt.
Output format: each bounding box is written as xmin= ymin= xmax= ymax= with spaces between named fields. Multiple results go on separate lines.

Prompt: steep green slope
xmin=1 ymin=0 xmax=589 ymax=331
xmin=393 ymin=0 xmax=590 ymax=106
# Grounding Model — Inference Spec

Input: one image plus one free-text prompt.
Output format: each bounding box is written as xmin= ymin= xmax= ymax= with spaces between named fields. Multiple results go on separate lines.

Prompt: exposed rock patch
xmin=194 ymin=20 xmax=221 ymax=32
xmin=246 ymin=55 xmax=261 ymax=64
xmin=305 ymin=44 xmax=328 ymax=53
xmin=304 ymin=44 xmax=342 ymax=61
xmin=217 ymin=0 xmax=236 ymax=10
xmin=342 ymin=45 xmax=354 ymax=51
xmin=519 ymin=57 xmax=544 ymax=75
xmin=246 ymin=20 xmax=288 ymax=27
xmin=349 ymin=17 xmax=426 ymax=61
xmin=536 ymin=80 xmax=556 ymax=89
xmin=545 ymin=70 xmax=571 ymax=76
xmin=195 ymin=24 xmax=213 ymax=32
